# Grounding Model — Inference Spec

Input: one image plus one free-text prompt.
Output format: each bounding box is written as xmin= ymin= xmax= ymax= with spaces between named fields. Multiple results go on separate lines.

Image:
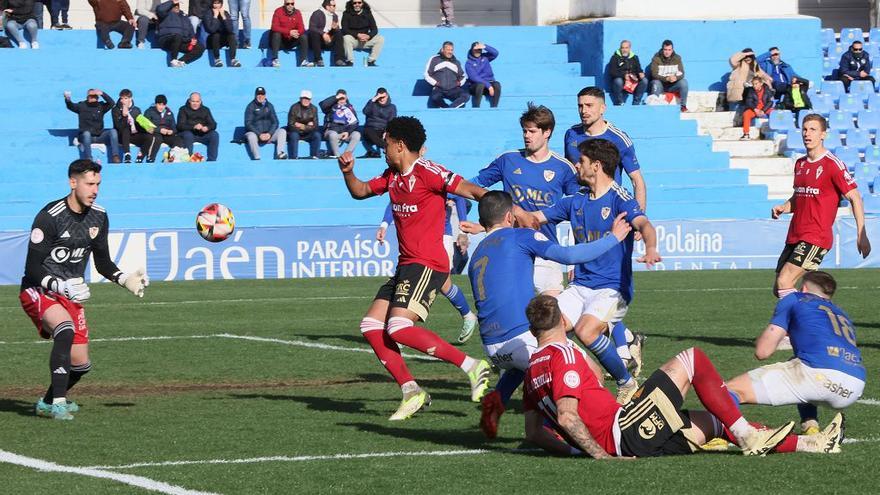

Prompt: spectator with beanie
xmin=361 ymin=87 xmax=396 ymax=157
xmin=244 ymin=87 xmax=288 ymax=160
xmin=88 ymin=0 xmax=136 ymax=49
xmin=839 ymin=40 xmax=874 ymax=93
xmin=308 ymin=0 xmax=343 ymax=67
xmin=4 ymin=0 xmax=40 ymax=48
xmin=202 ymin=0 xmax=241 ymax=67
xmin=425 ymin=41 xmax=468 ymax=108
xmin=740 ymin=75 xmax=774 ymax=140
xmin=178 ymin=92 xmax=220 ymax=161
xmin=649 ymin=39 xmax=689 ymax=112
xmin=609 ymin=40 xmax=647 ymax=106
xmin=320 ymin=89 xmax=360 ymax=157
xmin=145 ymin=94 xmax=184 ymax=152
xmin=341 ymin=0 xmax=383 ymax=67
xmin=760 ymin=47 xmax=805 ymax=97
xmin=727 ymin=48 xmax=772 ymax=109
xmin=112 ymin=89 xmax=160 ymax=163
xmin=287 ymin=90 xmax=322 ymax=159
xmin=269 ymin=0 xmax=310 ymax=68
xmin=157 ymin=0 xmax=205 ymax=67
xmin=64 ymin=89 xmax=120 ymax=163
xmin=466 ymin=41 xmax=501 ymax=108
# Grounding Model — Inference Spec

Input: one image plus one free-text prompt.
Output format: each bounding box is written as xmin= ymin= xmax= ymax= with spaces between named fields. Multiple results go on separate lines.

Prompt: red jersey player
xmin=771 ymin=114 xmax=871 ymax=298
xmin=521 ymin=295 xmax=842 ymax=457
xmin=338 ymin=116 xmax=536 ymax=420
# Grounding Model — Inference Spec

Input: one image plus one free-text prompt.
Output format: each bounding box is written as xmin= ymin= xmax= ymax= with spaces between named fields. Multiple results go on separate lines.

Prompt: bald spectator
xmin=178 ymin=92 xmax=220 ymax=161
xmin=269 ymin=0 xmax=310 ymax=67
xmin=609 ymin=40 xmax=647 ymax=106
xmin=88 ymin=0 xmax=136 ymax=49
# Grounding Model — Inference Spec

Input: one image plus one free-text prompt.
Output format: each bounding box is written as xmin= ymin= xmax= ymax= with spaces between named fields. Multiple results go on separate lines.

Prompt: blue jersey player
xmin=468 ymin=190 xmax=632 ymax=438
xmin=532 ymin=138 xmax=661 ymax=404
xmin=727 ymin=271 xmax=864 ymax=446
xmin=472 ymin=103 xmax=580 ymax=296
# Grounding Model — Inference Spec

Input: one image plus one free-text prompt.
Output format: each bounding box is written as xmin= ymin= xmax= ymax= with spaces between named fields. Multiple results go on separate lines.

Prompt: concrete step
xmin=730 ymin=157 xmax=795 ymax=176
xmin=681 ymin=111 xmax=735 ymax=129
xmin=703 ymin=126 xmax=761 ymax=140
xmin=684 ymin=91 xmax=721 ymax=113
xmin=748 ymin=176 xmax=793 ymax=199
xmin=712 ymin=139 xmax=777 ymax=157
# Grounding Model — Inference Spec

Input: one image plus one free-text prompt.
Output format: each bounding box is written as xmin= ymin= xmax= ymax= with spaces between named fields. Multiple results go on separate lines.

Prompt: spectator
xmin=760 ymin=47 xmax=805 ymax=97
xmin=361 ymin=87 xmax=396 ymax=157
xmin=307 ymin=0 xmax=342 ymax=67
xmin=135 ymin=0 xmax=161 ymax=48
xmin=145 ymin=94 xmax=184 ymax=153
xmin=112 ymin=89 xmax=160 ymax=163
xmin=88 ymin=0 xmax=136 ymax=49
xmin=64 ymin=89 xmax=120 ymax=163
xmin=727 ymin=48 xmax=772 ymax=109
xmin=228 ymin=0 xmax=251 ymax=48
xmin=839 ymin=40 xmax=874 ymax=93
xmin=740 ymin=75 xmax=774 ymax=140
xmin=319 ymin=89 xmax=360 ymax=157
xmin=244 ymin=87 xmax=288 ymax=160
xmin=156 ymin=0 xmax=205 ymax=67
xmin=177 ymin=92 xmax=219 ymax=161
xmin=286 ymin=90 xmax=322 ymax=159
xmin=4 ymin=0 xmax=40 ymax=49
xmin=438 ymin=0 xmax=454 ymax=27
xmin=341 ymin=0 xmax=383 ymax=67
xmin=777 ymin=77 xmax=812 ymax=127
xmin=269 ymin=0 xmax=309 ymax=67
xmin=202 ymin=0 xmax=240 ymax=67
xmin=465 ymin=41 xmax=501 ymax=108
xmin=649 ymin=39 xmax=689 ymax=112
xmin=188 ymin=0 xmax=210 ymax=33
xmin=49 ymin=0 xmax=71 ymax=29
xmin=425 ymin=41 xmax=468 ymax=108
xmin=609 ymin=40 xmax=647 ymax=106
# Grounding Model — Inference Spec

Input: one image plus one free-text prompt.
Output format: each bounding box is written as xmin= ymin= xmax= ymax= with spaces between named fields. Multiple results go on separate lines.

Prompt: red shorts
xmin=19 ymin=287 xmax=89 ymax=344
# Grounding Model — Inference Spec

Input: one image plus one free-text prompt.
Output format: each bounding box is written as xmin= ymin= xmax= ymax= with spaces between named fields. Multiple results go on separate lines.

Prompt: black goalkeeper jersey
xmin=21 ymin=197 xmax=122 ymax=292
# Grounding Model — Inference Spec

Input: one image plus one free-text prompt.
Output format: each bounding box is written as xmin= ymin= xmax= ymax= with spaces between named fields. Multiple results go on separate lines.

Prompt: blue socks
xmin=587 ymin=333 xmax=632 ymax=385
xmin=442 ymin=283 xmax=472 ymax=317
xmin=495 ymin=368 xmax=525 ymax=405
xmin=610 ymin=321 xmax=628 ymax=349
xmin=728 ymin=390 xmax=741 ymax=409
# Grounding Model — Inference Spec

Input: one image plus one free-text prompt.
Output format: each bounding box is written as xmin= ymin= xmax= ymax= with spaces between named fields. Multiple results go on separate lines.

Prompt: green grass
xmin=0 ymin=270 xmax=878 ymax=494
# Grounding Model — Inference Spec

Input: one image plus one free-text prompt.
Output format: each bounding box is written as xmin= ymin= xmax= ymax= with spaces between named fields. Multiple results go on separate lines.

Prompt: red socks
xmin=677 ymin=347 xmax=744 ymax=428
xmin=360 ymin=318 xmax=413 ymax=386
xmin=387 ymin=316 xmax=467 ymax=367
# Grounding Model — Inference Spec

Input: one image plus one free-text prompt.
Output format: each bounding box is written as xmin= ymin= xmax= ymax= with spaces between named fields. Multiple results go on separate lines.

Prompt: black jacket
xmin=362 ymin=99 xmax=397 ymax=130
xmin=744 ymin=85 xmax=774 ymax=111
xmin=287 ymin=102 xmax=319 ymax=133
xmin=202 ymin=10 xmax=234 ymax=35
xmin=5 ymin=0 xmax=36 ymax=23
xmin=65 ymin=94 xmax=114 ymax=135
xmin=609 ymin=50 xmax=643 ymax=79
xmin=177 ymin=104 xmax=217 ymax=133
xmin=112 ymin=103 xmax=149 ymax=133
xmin=144 ymin=105 xmax=177 ymax=132
xmin=778 ymin=85 xmax=813 ymax=111
xmin=341 ymin=2 xmax=377 ymax=38
xmin=188 ymin=0 xmax=212 ymax=18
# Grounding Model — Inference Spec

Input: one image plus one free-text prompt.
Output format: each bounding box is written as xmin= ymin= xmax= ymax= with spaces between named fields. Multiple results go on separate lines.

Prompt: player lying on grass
xmin=468 ymin=190 xmax=635 ymax=438
xmin=724 ymin=271 xmax=863 ymax=441
xmin=20 ymin=159 xmax=149 ymax=421
xmin=521 ymin=295 xmax=845 ymax=458
xmin=338 ymin=116 xmax=537 ymax=420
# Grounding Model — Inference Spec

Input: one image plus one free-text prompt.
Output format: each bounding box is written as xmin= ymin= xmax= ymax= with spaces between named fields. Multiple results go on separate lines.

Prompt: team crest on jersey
xmin=816 ymin=165 xmax=823 ymax=179
xmin=638 ymin=418 xmax=658 ymax=439
xmin=89 ymin=227 xmax=100 ymax=239
xmin=563 ymin=370 xmax=580 ymax=388
xmin=576 ymin=208 xmax=583 ymax=217
xmin=408 ymin=175 xmax=417 ymax=191
xmin=601 ymin=207 xmax=611 ymax=220
xmin=534 ymin=232 xmax=549 ymax=242
xmin=513 ymin=168 xmax=522 ymax=175
xmin=543 ymin=170 xmax=555 ymax=182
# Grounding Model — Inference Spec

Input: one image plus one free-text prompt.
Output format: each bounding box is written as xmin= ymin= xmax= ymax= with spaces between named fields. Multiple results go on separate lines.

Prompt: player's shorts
xmin=748 ymin=358 xmax=865 ymax=409
xmin=443 ymin=234 xmax=454 ymax=269
xmin=533 ymin=257 xmax=563 ymax=294
xmin=482 ymin=331 xmax=538 ymax=371
xmin=375 ymin=263 xmax=448 ymax=322
xmin=556 ymin=285 xmax=628 ymax=328
xmin=19 ymin=287 xmax=89 ymax=344
xmin=775 ymin=240 xmax=828 ymax=273
xmin=612 ymin=369 xmax=693 ymax=457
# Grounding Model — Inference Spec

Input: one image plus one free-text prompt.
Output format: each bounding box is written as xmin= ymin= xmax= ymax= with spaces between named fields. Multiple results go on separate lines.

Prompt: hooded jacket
xmin=66 ymin=94 xmax=115 ymax=135
xmin=287 ymin=102 xmax=319 ymax=133
xmin=341 ymin=1 xmax=378 ymax=38
xmin=650 ymin=49 xmax=685 ymax=81
xmin=744 ymin=84 xmax=774 ymax=112
xmin=112 ymin=101 xmax=149 ymax=134
xmin=839 ymin=48 xmax=872 ymax=78
xmin=157 ymin=0 xmax=195 ymax=40
xmin=465 ymin=45 xmax=499 ymax=86
xmin=245 ymin=99 xmax=280 ymax=135
xmin=425 ymin=51 xmax=466 ymax=90
xmin=609 ymin=50 xmax=643 ymax=79
xmin=363 ymin=98 xmax=397 ymax=130
xmin=727 ymin=51 xmax=773 ymax=103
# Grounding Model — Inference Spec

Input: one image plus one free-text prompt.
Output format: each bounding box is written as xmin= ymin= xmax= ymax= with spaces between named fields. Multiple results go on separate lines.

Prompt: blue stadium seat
xmin=854 ymin=162 xmax=874 ymax=188
xmin=865 ymin=147 xmax=880 ymax=162
xmin=830 ymin=42 xmax=846 ymax=59
xmin=811 ymin=93 xmax=835 ymax=115
xmin=864 ymin=191 xmax=880 ymax=212
xmin=846 ymin=128 xmax=872 ymax=151
xmin=871 ymin=27 xmax=880 ymax=43
xmin=858 ymin=110 xmax=880 ymax=131
xmin=872 ymin=67 xmax=880 ymax=82
xmin=769 ymin=110 xmax=796 ymax=133
xmin=833 ymin=146 xmax=861 ymax=165
xmin=829 ymin=110 xmax=856 ymax=130
xmin=866 ymin=42 xmax=880 ymax=61
xmin=822 ymin=28 xmax=836 ymax=50
xmin=786 ymin=132 xmax=806 ymax=153
xmin=869 ymin=92 xmax=880 ymax=110
xmin=822 ymin=57 xmax=836 ymax=77
xmin=839 ymin=94 xmax=865 ymax=115
xmin=850 ymin=80 xmax=877 ymax=99
xmin=821 ymin=80 xmax=845 ymax=100
xmin=840 ymin=28 xmax=865 ymax=44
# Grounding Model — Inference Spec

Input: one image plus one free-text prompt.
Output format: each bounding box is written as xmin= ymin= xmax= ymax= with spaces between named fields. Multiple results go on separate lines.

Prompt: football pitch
xmin=0 ymin=269 xmax=877 ymax=494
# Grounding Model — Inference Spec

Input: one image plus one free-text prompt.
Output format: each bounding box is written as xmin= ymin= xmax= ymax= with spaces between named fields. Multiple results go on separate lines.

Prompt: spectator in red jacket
xmin=269 ymin=0 xmax=310 ymax=67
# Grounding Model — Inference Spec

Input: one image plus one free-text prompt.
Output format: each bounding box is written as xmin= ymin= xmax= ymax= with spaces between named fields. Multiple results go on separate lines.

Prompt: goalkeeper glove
xmin=118 ymin=268 xmax=149 ymax=298
xmin=57 ymin=277 xmax=91 ymax=303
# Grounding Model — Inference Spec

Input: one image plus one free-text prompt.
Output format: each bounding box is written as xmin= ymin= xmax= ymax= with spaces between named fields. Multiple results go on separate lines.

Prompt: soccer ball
xmin=196 ymin=203 xmax=235 ymax=242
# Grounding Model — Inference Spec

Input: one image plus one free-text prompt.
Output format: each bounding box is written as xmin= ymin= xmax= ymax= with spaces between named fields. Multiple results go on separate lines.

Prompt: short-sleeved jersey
xmin=381 ymin=194 xmax=468 ymax=236
xmin=473 ymin=150 xmax=579 ymax=243
xmin=771 ymin=292 xmax=865 ymax=380
xmin=563 ymin=122 xmax=640 ymax=183
xmin=368 ymin=158 xmax=463 ymax=272
xmin=542 ymin=183 xmax=644 ymax=303
xmin=787 ymin=151 xmax=857 ymax=249
xmin=21 ymin=198 xmax=119 ymax=291
xmin=523 ymin=340 xmax=622 ymax=455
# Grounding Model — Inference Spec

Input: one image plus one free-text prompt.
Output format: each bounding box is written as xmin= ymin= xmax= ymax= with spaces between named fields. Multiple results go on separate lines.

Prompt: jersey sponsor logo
xmin=60 ymin=230 xmax=71 ymax=239
xmin=534 ymin=232 xmax=549 ymax=242
xmin=530 ymin=372 xmax=551 ymax=389
xmin=601 ymin=207 xmax=611 ymax=220
xmin=513 ymin=168 xmax=522 ymax=175
xmin=392 ymin=203 xmax=419 ymax=214
xmin=531 ymin=355 xmax=550 ymax=365
xmin=89 ymin=227 xmax=99 ymax=239
xmin=543 ymin=170 xmax=555 ymax=182
xmin=511 ymin=185 xmax=555 ymax=208
xmin=794 ymin=186 xmax=820 ymax=196
xmin=50 ymin=246 xmax=86 ymax=264
xmin=490 ymin=352 xmax=515 ymax=367
xmin=30 ymin=228 xmax=44 ymax=244
xmin=563 ymin=370 xmax=580 ymax=388
xmin=815 ymin=373 xmax=855 ymax=398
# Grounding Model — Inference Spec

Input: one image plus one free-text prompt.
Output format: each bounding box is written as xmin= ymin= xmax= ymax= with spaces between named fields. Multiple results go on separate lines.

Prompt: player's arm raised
xmin=754 ymin=323 xmax=788 ymax=360
xmin=632 ymin=216 xmax=661 ymax=268
xmin=556 ymin=397 xmax=615 ymax=459
xmin=844 ymin=189 xmax=872 ymax=258
xmin=338 ymin=151 xmax=377 ymax=199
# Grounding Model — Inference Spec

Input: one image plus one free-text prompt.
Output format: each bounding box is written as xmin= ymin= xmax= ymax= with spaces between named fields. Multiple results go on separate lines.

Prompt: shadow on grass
xmin=649 ymin=333 xmax=754 ymax=348
xmin=339 ymin=421 xmax=491 ymax=448
xmin=295 ymin=333 xmax=365 ymax=345
xmin=0 ymin=399 xmax=37 ymax=417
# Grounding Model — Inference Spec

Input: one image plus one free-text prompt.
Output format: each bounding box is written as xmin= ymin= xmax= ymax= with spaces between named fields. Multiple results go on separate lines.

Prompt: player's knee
xmin=52 ymin=321 xmax=74 ymax=344
xmin=386 ymin=316 xmax=414 ymax=340
xmin=71 ymin=361 xmax=92 ymax=376
xmin=359 ymin=317 xmax=385 ymax=335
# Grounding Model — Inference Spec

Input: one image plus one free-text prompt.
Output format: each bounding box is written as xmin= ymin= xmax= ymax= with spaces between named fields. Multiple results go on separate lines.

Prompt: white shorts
xmin=482 ymin=332 xmax=538 ymax=371
xmin=533 ymin=257 xmax=563 ymax=294
xmin=444 ymin=234 xmax=454 ymax=269
xmin=556 ymin=285 xmax=628 ymax=328
xmin=749 ymin=358 xmax=865 ymax=409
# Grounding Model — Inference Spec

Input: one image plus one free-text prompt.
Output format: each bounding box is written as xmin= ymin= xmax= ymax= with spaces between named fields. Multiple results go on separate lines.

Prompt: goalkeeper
xmin=18 ymin=159 xmax=149 ymax=421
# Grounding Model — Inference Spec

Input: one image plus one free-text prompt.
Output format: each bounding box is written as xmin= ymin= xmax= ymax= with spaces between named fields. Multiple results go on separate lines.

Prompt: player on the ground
xmin=522 ymin=295 xmax=844 ymax=458
xmin=339 ymin=116 xmax=531 ymax=421
xmin=725 ymin=271 xmax=863 ymax=444
xmin=469 ymin=191 xmax=634 ymax=438
xmin=20 ymin=159 xmax=149 ymax=421
xmin=563 ymin=86 xmax=648 ymax=370
xmin=530 ymin=139 xmax=659 ymax=402
xmin=471 ymin=103 xmax=581 ymax=296
xmin=378 ymin=195 xmax=479 ymax=344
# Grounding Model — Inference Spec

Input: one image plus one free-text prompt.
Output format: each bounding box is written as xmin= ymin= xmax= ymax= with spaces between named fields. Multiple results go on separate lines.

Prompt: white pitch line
xmin=215 ymin=333 xmax=437 ymax=361
xmin=843 ymin=437 xmax=880 ymax=444
xmin=857 ymin=398 xmax=880 ymax=406
xmin=0 ymin=449 xmax=217 ymax=495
